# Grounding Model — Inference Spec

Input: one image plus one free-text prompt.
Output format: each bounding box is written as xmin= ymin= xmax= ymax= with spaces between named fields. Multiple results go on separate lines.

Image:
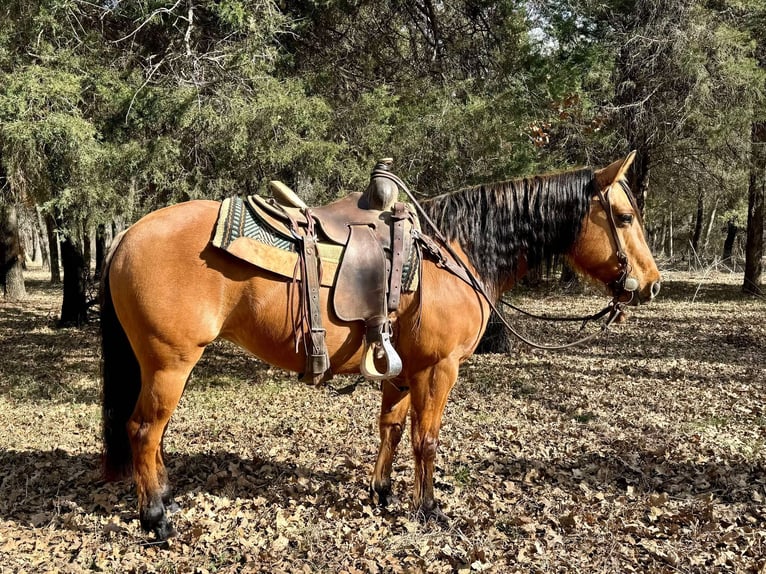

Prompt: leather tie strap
xmin=388 ymin=202 xmax=408 ymax=310
xmin=298 ymin=211 xmax=330 ymax=384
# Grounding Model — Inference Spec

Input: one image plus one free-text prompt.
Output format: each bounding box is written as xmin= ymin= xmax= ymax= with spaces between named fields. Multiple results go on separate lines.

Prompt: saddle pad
xmin=212 ymin=196 xmax=343 ymax=287
xmin=211 ymin=195 xmax=420 ymax=293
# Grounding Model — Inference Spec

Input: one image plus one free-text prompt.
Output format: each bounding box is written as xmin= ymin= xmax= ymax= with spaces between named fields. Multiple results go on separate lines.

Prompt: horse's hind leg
xmin=371 ymin=378 xmax=410 ymax=506
xmin=129 ymin=356 xmax=200 ymax=539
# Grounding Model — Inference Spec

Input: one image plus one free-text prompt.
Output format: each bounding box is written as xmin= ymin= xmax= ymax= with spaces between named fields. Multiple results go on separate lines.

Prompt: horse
xmin=100 ymin=152 xmax=661 ymax=539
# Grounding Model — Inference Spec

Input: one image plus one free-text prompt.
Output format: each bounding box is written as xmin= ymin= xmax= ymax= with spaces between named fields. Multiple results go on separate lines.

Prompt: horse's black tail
xmin=100 ymin=232 xmax=140 ymax=480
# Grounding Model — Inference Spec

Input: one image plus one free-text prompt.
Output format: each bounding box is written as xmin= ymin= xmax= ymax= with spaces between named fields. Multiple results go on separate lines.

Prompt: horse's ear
xmin=595 ymin=151 xmax=637 ymax=189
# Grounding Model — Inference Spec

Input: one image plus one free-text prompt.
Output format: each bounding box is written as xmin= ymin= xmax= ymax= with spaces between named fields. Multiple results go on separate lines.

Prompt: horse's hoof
xmin=140 ymin=503 xmax=177 ymax=540
xmin=373 ymin=490 xmax=400 ymax=508
xmin=140 ymin=514 xmax=177 ymax=541
xmin=370 ymin=481 xmax=397 ymax=507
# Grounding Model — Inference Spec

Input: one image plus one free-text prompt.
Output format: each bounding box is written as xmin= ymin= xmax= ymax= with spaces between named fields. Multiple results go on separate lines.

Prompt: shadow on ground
xmin=1 ymin=437 xmax=762 ymax=530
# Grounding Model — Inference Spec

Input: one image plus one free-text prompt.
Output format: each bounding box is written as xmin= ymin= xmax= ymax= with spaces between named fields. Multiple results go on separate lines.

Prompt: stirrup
xmin=361 ymin=329 xmax=402 ymax=380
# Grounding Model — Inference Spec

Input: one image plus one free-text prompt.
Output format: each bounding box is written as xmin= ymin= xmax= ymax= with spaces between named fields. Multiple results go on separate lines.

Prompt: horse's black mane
xmin=421 ymin=168 xmax=596 ymax=287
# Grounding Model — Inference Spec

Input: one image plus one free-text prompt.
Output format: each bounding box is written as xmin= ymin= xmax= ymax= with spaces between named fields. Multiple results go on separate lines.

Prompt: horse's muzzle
xmin=635 ymin=280 xmax=661 ymax=305
xmin=619 ymin=277 xmax=661 ymax=305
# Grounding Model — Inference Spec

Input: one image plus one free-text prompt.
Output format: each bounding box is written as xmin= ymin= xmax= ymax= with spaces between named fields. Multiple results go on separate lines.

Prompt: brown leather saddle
xmin=247 ymin=184 xmax=418 ymax=384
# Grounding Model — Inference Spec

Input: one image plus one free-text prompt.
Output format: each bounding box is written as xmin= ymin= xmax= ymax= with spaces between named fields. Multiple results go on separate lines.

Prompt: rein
xmin=373 ymin=168 xmax=632 ymax=351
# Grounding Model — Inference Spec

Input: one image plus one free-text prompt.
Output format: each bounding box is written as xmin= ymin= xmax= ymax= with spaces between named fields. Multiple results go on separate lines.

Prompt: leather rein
xmin=373 ymin=168 xmax=636 ymax=351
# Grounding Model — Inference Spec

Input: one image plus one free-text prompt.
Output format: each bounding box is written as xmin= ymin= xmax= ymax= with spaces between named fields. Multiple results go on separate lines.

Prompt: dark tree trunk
xmin=95 ymin=223 xmax=106 ymax=279
xmin=58 ymin=233 xmax=88 ymax=326
xmin=744 ymin=121 xmax=765 ymax=295
xmin=691 ymin=191 xmax=703 ymax=254
xmin=668 ymin=207 xmax=674 ymax=260
xmin=36 ymin=208 xmax=50 ymax=270
xmin=722 ymin=220 xmax=738 ymax=262
xmin=523 ymin=265 xmax=542 ymax=287
xmin=475 ymin=311 xmax=513 ymax=354
xmin=82 ymin=222 xmax=92 ymax=280
xmin=0 ymin=202 xmax=26 ymax=301
xmin=629 ymin=148 xmax=650 ymax=217
xmin=45 ymin=213 xmax=61 ymax=283
xmin=559 ymin=261 xmax=579 ymax=289
xmin=29 ymin=224 xmax=39 ymax=264
xmin=657 ymin=223 xmax=667 ymax=257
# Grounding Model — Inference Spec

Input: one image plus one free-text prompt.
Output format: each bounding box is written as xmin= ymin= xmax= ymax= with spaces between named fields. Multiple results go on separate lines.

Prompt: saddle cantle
xmin=212 ymin=169 xmax=420 ymax=384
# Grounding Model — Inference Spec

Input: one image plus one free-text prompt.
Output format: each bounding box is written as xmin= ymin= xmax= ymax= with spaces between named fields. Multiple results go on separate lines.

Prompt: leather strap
xmin=595 ymin=183 xmax=632 ymax=296
xmin=298 ymin=213 xmax=330 ymax=384
xmin=388 ymin=202 xmax=408 ymax=310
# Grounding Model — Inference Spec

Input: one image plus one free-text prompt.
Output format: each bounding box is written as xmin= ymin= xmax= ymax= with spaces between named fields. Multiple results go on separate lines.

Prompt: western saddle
xmin=249 ymin=159 xmax=418 ymax=384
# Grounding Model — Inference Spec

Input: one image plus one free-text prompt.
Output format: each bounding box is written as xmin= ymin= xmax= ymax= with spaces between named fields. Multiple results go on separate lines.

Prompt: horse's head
xmin=569 ymin=152 xmax=661 ymax=305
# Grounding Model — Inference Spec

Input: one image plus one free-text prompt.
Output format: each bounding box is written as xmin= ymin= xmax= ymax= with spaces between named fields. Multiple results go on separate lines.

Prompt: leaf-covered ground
xmin=1 ymin=269 xmax=764 ymax=573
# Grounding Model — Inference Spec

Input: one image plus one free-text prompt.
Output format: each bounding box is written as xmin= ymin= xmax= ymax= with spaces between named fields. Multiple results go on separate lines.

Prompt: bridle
xmin=373 ymin=168 xmax=638 ymax=351
xmin=595 ymin=178 xmax=640 ymax=302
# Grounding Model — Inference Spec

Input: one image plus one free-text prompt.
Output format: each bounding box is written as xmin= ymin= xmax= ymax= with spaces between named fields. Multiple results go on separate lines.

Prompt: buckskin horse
xmin=100 ymin=152 xmax=661 ymax=539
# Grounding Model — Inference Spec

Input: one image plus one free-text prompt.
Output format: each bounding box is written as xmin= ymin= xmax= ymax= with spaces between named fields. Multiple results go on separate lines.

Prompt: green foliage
xmin=0 ymin=0 xmax=762 ymax=262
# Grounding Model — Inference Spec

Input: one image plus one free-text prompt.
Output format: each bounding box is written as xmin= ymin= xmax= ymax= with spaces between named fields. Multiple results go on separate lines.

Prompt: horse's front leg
xmin=409 ymin=359 xmax=458 ymax=521
xmin=371 ymin=377 xmax=411 ymax=506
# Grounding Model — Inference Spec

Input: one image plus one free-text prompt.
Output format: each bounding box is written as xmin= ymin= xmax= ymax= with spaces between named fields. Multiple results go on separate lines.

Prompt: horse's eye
xmin=618 ymin=214 xmax=634 ymax=226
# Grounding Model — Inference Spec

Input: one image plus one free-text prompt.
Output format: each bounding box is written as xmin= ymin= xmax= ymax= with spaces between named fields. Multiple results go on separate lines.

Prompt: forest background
xmin=0 ymin=0 xmax=764 ymax=321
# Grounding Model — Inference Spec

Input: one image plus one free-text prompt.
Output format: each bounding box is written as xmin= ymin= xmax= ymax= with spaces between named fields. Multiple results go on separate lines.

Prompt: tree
xmin=0 ymin=1 xmax=121 ymax=322
xmin=0 ymin=195 xmax=26 ymax=301
xmin=744 ymin=121 xmax=765 ymax=294
xmin=737 ymin=1 xmax=766 ymax=295
xmin=281 ymin=1 xmax=548 ymax=194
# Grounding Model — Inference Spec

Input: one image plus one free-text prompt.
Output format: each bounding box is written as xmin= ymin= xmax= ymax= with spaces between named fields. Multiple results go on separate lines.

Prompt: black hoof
xmin=140 ymin=502 xmax=177 ymax=540
xmin=370 ymin=481 xmax=397 ymax=507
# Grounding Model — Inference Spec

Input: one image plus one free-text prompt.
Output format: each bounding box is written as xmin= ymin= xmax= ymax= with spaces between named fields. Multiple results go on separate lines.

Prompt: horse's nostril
xmin=650 ymin=281 xmax=661 ymax=298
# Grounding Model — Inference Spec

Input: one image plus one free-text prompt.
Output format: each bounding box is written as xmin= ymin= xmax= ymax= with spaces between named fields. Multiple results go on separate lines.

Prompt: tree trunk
xmin=743 ymin=121 xmax=765 ymax=295
xmin=559 ymin=261 xmax=579 ymax=288
xmin=691 ymin=190 xmax=703 ymax=254
xmin=704 ymin=197 xmax=719 ymax=252
xmin=629 ymin=148 xmax=650 ymax=216
xmin=722 ymin=219 xmax=738 ymax=262
xmin=58 ymin=232 xmax=88 ymax=326
xmin=45 ymin=213 xmax=61 ymax=283
xmin=82 ymin=222 xmax=92 ymax=280
xmin=95 ymin=223 xmax=106 ymax=279
xmin=0 ymin=202 xmax=27 ymax=301
xmin=36 ymin=207 xmax=50 ymax=270
xmin=668 ymin=207 xmax=674 ymax=260
xmin=475 ymin=311 xmax=513 ymax=354
xmin=29 ymin=223 xmax=39 ymax=264
xmin=523 ymin=265 xmax=542 ymax=287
